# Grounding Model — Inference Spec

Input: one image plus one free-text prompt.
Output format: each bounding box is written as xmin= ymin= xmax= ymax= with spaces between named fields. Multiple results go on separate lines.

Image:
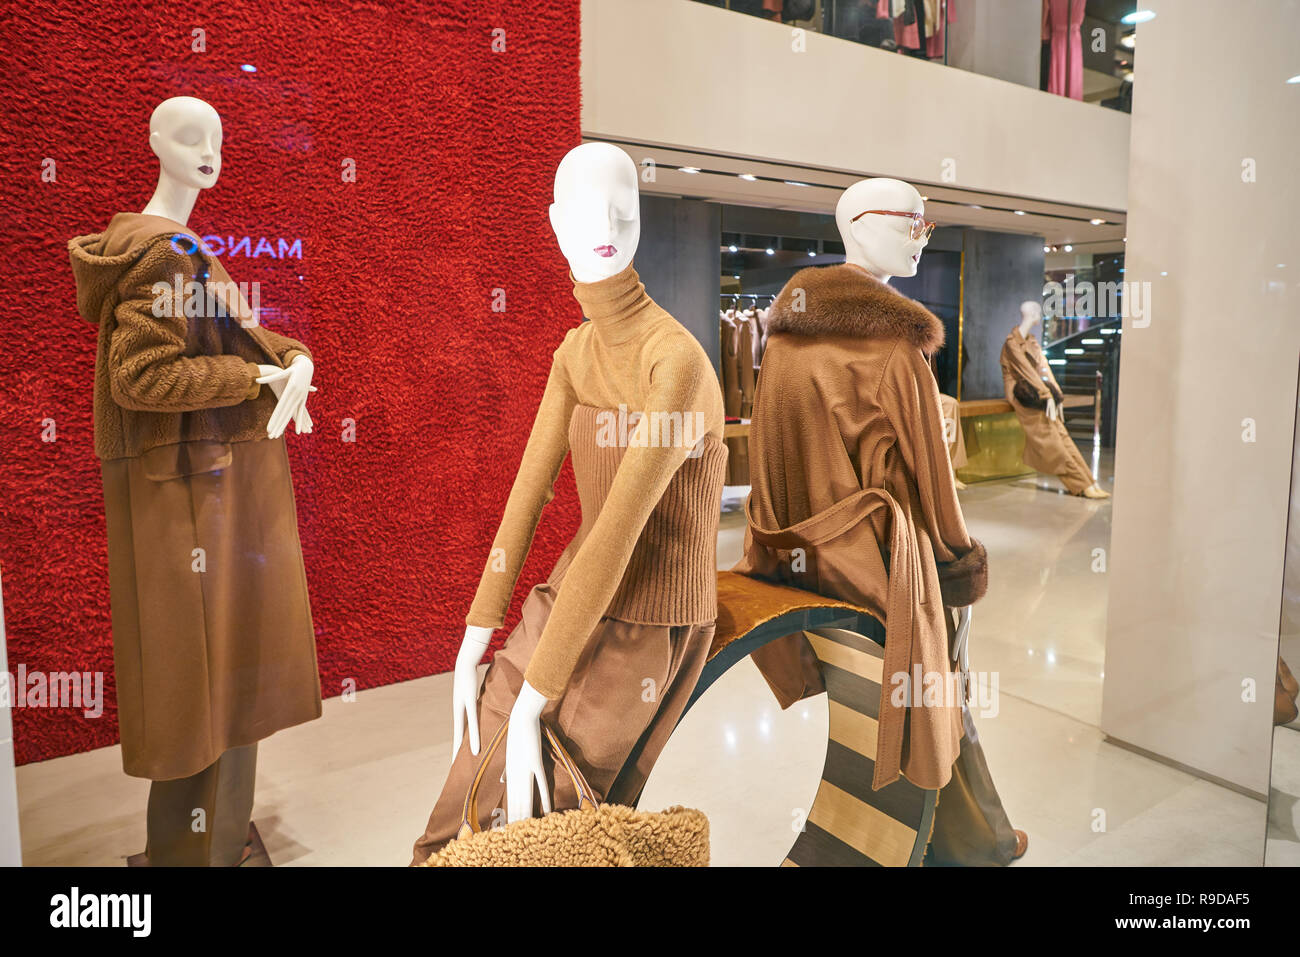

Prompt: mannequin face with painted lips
xmin=141 ymin=96 xmax=222 ymax=228
xmin=549 ymin=142 xmax=640 ymax=284
xmin=150 ymin=96 xmax=222 ymax=190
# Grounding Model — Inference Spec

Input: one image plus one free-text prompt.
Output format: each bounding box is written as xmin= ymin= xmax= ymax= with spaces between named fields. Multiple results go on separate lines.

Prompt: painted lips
xmin=198 ymin=165 xmax=214 ymax=175
xmin=593 ymin=244 xmax=617 ymax=258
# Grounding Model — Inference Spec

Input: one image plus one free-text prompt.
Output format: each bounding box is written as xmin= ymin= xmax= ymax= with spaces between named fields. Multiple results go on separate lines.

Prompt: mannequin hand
xmin=1045 ymin=397 xmax=1058 ymax=421
xmin=452 ymin=626 xmax=492 ymax=755
xmin=257 ymin=355 xmax=316 ymax=438
xmin=504 ymin=682 xmax=550 ymax=824
xmin=952 ymin=605 xmax=972 ymax=674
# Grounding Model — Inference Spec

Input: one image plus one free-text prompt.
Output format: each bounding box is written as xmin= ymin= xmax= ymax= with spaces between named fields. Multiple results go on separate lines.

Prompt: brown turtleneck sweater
xmin=466 ymin=264 xmax=726 ymax=699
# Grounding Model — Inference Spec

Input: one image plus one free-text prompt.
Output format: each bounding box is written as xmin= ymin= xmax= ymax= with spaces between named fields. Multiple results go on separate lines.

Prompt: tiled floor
xmin=15 ymin=457 xmax=1269 ymax=866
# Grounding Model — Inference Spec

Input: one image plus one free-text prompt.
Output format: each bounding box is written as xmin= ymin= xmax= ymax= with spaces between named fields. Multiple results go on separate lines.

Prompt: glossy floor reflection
xmin=14 ymin=458 xmax=1265 ymax=866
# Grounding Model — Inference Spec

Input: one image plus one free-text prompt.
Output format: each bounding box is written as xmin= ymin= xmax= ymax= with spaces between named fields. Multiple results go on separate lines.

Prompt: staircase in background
xmin=1043 ymin=318 xmax=1122 ymax=448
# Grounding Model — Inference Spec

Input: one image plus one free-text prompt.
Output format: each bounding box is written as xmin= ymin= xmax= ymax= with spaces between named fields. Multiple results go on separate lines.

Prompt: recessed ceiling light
xmin=784 ymin=180 xmax=811 ymax=187
xmin=678 ymin=166 xmax=701 ymax=174
xmin=1120 ymin=33 xmax=1136 ymax=49
xmin=1121 ymin=10 xmax=1155 ymax=24
xmin=1090 ymin=218 xmax=1105 ymax=225
xmin=1015 ymin=210 xmax=1026 ymax=216
xmin=1288 ymin=75 xmax=1300 ymax=84
xmin=1043 ymin=245 xmax=1050 ymax=252
xmin=919 ymin=195 xmax=928 ymax=201
xmin=728 ymin=244 xmax=738 ymax=253
xmin=739 ymin=173 xmax=758 ymax=181
xmin=807 ymin=250 xmax=816 ymax=257
xmin=1122 ymin=237 xmax=1128 ymax=243
xmin=1064 ymin=244 xmax=1073 ymax=252
xmin=969 ymin=204 xmax=982 ymax=210
xmin=765 ymin=247 xmax=775 ymax=255
xmin=1160 ymin=271 xmax=1167 ymax=276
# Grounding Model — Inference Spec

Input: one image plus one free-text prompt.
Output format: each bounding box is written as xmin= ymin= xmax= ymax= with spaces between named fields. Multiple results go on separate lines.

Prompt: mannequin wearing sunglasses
xmin=737 ymin=176 xmax=1028 ymax=864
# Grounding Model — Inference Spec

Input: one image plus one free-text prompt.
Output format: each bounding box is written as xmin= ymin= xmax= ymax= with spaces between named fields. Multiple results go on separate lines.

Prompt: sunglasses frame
xmin=850 ymin=209 xmax=937 ymax=241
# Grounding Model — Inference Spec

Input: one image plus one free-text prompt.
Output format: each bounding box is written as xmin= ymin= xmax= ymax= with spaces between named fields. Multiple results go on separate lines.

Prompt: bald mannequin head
xmin=549 ymin=142 xmax=640 ymax=282
xmin=834 ymin=177 xmax=929 ymax=282
xmin=148 ymin=96 xmax=222 ymax=190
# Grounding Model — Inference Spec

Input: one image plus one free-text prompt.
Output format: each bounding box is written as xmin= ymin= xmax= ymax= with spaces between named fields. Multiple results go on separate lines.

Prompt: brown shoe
xmin=1012 ymin=829 xmax=1029 ymax=860
xmin=1281 ymin=657 xmax=1299 ymax=698
xmin=1276 ymin=674 xmax=1298 ymax=726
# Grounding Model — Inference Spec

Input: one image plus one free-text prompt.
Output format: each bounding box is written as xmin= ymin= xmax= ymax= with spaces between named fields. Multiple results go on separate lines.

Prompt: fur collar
xmin=766 ymin=263 xmax=945 ymax=352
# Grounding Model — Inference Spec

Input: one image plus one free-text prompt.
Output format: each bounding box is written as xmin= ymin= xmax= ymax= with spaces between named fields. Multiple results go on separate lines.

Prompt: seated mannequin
xmin=1001 ymin=301 xmax=1110 ymax=499
xmin=410 ymin=143 xmax=727 ymax=864
xmin=734 ymin=176 xmax=1027 ymax=865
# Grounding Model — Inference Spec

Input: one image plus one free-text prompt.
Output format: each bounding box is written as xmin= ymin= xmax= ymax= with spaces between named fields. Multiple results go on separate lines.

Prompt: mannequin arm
xmin=108 ymin=243 xmax=260 ymax=412
xmin=504 ymin=681 xmax=550 ymax=822
xmin=521 ymin=351 xmax=719 ymax=699
xmin=452 ymin=625 xmax=492 ymax=756
xmin=883 ymin=345 xmax=988 ymax=607
xmin=464 ymin=344 xmax=579 ymax=630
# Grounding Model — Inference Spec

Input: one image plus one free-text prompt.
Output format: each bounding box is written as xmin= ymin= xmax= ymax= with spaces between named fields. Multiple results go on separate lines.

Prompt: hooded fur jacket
xmin=733 ymin=263 xmax=987 ymax=792
xmin=69 ymin=212 xmax=309 ymax=461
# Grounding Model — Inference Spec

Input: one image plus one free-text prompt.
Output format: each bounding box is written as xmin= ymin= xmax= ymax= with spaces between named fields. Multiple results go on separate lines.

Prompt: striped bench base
xmin=657 ymin=572 xmax=938 ymax=867
xmin=781 ymin=628 xmax=935 ymax=867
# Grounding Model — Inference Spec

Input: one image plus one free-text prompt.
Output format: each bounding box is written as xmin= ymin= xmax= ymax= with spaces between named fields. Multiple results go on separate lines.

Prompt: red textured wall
xmin=0 ymin=0 xmax=582 ymax=764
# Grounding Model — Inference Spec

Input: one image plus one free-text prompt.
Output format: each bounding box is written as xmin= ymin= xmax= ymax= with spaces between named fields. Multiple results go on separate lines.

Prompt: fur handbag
xmin=1012 ymin=379 xmax=1049 ymax=410
xmin=419 ymin=720 xmax=710 ymax=867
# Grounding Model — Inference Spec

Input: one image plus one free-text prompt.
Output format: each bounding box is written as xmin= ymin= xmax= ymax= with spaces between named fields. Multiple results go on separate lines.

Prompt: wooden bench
xmin=667 ymin=571 xmax=937 ymax=867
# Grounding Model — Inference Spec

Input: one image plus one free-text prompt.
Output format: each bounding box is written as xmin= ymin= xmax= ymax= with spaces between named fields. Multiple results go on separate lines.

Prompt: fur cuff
xmin=1013 ymin=380 xmax=1048 ymax=410
xmin=937 ymin=539 xmax=988 ymax=607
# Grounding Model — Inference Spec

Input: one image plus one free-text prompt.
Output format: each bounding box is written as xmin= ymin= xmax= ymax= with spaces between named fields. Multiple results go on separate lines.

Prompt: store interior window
xmin=689 ymin=0 xmax=1138 ymax=110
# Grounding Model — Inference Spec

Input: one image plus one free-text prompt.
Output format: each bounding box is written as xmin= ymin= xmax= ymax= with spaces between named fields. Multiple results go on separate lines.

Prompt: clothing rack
xmin=720 ymin=293 xmax=777 ymax=307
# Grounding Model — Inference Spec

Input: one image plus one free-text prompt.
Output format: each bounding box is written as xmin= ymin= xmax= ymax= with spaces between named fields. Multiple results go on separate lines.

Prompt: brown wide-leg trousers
xmin=145 ymin=743 xmax=257 ymax=867
xmin=926 ymin=707 xmax=1020 ymax=866
xmin=411 ymin=583 xmax=716 ymax=865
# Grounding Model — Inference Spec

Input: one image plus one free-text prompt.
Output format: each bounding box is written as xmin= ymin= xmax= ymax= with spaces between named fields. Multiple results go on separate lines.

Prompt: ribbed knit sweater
xmin=466 ymin=264 xmax=726 ymax=699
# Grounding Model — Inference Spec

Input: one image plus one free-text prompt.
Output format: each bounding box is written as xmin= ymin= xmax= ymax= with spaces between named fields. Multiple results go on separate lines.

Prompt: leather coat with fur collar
xmin=735 ymin=263 xmax=987 ymax=792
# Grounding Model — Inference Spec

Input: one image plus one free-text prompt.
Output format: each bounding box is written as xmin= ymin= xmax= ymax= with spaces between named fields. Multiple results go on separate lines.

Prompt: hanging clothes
xmin=1043 ymin=0 xmax=1085 ymax=100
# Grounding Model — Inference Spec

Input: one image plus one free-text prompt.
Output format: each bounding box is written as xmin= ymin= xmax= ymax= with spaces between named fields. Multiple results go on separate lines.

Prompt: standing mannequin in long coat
xmin=1001 ymin=301 xmax=1109 ymax=498
xmin=69 ymin=97 xmax=322 ymax=866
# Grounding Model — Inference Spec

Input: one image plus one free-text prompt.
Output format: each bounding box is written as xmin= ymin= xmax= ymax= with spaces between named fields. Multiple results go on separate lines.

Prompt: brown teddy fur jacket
xmin=69 ymin=212 xmax=310 ymax=461
xmin=734 ymin=262 xmax=987 ymax=792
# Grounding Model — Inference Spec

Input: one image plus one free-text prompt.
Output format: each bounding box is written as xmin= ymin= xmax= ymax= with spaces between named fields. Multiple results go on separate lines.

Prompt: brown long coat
xmin=1000 ymin=330 xmax=1094 ymax=494
xmin=734 ymin=264 xmax=988 ymax=792
xmin=70 ymin=213 xmax=321 ymax=781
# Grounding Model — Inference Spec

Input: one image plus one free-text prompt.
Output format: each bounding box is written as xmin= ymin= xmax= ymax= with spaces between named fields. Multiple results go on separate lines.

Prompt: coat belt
xmin=746 ymin=486 xmax=920 ymax=790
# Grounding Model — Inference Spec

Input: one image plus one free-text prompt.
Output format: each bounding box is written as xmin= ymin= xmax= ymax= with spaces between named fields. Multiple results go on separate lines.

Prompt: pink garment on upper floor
xmin=1043 ymin=0 xmax=1085 ymax=100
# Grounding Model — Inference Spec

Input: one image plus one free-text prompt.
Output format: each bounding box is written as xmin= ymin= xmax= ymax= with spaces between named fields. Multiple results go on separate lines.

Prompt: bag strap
xmin=457 ymin=719 xmax=600 ymax=839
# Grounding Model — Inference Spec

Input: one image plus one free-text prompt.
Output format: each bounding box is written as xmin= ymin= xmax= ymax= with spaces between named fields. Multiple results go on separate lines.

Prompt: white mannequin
xmin=1016 ymin=300 xmax=1110 ymax=499
xmin=1016 ymin=301 xmax=1057 ymax=422
xmin=141 ymin=96 xmax=313 ymax=439
xmin=835 ymin=177 xmax=974 ymax=662
xmin=453 ymin=142 xmax=642 ymax=823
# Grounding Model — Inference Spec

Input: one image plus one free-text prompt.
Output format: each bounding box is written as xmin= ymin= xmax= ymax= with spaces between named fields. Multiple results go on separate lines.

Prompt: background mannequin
xmin=1003 ymin=297 xmax=1109 ymax=498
